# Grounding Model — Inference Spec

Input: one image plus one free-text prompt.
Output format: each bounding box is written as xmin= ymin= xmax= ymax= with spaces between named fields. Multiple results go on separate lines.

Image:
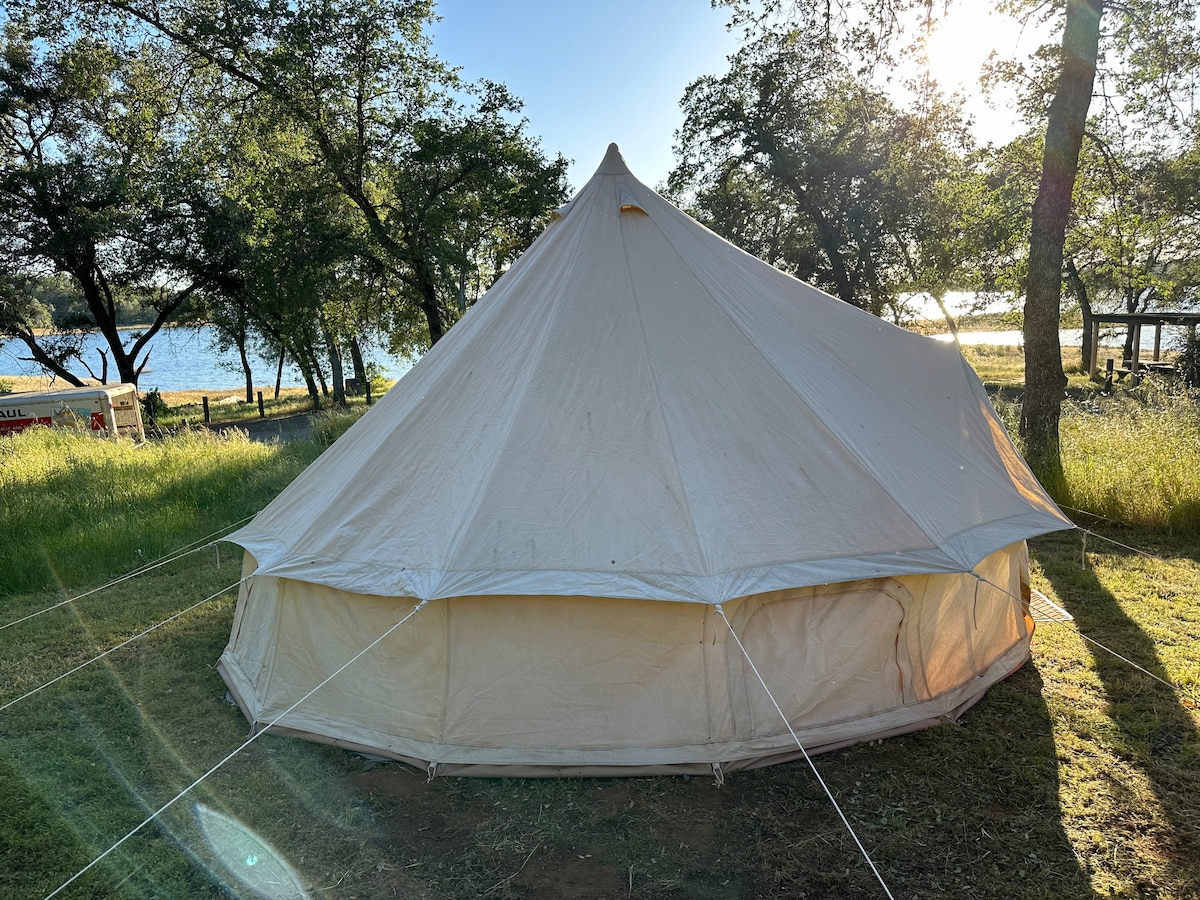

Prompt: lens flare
xmin=196 ymin=803 xmax=310 ymax=900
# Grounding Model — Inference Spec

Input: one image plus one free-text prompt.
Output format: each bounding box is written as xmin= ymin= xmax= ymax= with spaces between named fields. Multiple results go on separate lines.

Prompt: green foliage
xmin=670 ymin=26 xmax=974 ymax=317
xmin=139 ymin=386 xmax=167 ymax=424
xmin=0 ymin=29 xmax=229 ymax=386
xmin=366 ymin=362 xmax=391 ymax=396
xmin=0 ymin=379 xmax=12 ymax=394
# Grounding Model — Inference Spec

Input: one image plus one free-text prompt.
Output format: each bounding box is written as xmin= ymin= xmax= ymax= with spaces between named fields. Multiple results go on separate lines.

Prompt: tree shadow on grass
xmin=769 ymin=659 xmax=1095 ymax=899
xmin=1034 ymin=529 xmax=1200 ymax=896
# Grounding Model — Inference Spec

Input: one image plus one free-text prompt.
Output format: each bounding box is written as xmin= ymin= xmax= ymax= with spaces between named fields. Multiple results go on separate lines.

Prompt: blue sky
xmin=429 ymin=0 xmax=740 ymax=191
xmin=430 ymin=2 xmax=1038 ymax=193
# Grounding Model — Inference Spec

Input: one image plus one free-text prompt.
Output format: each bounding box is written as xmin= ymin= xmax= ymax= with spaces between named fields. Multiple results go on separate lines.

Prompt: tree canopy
xmin=688 ymin=0 xmax=1199 ymax=478
xmin=1 ymin=0 xmax=568 ymax=394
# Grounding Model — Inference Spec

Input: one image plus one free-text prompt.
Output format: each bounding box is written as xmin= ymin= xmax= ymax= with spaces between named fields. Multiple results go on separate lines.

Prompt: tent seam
xmin=619 ymin=177 xmax=719 ymax=583
xmin=637 ymin=186 xmax=973 ymax=568
xmin=427 ymin=204 xmax=597 ymax=599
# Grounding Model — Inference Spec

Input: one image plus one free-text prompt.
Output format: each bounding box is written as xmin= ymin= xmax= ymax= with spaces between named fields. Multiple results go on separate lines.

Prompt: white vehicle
xmin=0 ymin=383 xmax=145 ymax=440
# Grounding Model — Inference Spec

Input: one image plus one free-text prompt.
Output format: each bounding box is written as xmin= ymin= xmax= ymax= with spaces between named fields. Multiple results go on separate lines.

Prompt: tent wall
xmin=218 ymin=543 xmax=1032 ymax=775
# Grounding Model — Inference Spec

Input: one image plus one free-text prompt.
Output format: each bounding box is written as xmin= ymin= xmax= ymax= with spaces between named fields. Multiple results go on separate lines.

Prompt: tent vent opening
xmin=616 ymin=184 xmax=647 ymax=214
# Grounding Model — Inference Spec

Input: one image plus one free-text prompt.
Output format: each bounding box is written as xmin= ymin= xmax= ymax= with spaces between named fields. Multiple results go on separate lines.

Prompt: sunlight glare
xmin=922 ymin=7 xmax=1008 ymax=92
xmin=196 ymin=804 xmax=310 ymax=900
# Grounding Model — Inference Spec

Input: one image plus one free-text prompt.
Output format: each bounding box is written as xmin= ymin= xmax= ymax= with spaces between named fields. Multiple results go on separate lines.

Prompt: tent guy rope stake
xmin=45 ymin=599 xmax=429 ymax=900
xmin=715 ymin=605 xmax=897 ymax=900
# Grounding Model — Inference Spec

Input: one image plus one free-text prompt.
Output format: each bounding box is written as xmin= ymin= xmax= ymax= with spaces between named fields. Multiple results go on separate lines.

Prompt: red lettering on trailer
xmin=0 ymin=415 xmax=52 ymax=436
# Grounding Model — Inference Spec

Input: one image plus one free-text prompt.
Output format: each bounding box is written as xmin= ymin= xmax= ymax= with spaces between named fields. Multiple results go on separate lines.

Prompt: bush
xmin=1178 ymin=332 xmax=1200 ymax=388
xmin=140 ymin=386 xmax=168 ymax=423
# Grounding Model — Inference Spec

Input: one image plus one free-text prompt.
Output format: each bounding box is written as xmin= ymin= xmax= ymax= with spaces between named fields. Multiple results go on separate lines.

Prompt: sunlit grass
xmin=0 ymin=426 xmax=319 ymax=596
xmin=988 ymin=377 xmax=1200 ymax=529
xmin=1060 ymin=390 xmax=1200 ymax=530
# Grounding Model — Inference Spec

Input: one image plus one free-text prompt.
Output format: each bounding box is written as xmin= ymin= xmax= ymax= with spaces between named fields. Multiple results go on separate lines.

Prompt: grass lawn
xmin=1 ymin=350 xmax=1198 ymax=898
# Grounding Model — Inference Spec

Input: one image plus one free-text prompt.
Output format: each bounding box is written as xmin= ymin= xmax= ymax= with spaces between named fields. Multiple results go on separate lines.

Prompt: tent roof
xmin=230 ymin=144 xmax=1071 ymax=604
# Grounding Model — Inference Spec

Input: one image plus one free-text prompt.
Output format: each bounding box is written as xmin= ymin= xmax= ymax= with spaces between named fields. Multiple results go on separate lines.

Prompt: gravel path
xmin=207 ymin=413 xmax=316 ymax=444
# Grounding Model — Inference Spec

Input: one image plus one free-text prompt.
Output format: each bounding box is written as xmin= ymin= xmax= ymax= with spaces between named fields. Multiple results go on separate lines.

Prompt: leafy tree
xmin=1064 ymin=132 xmax=1200 ymax=371
xmin=670 ymin=27 xmax=973 ymax=318
xmin=714 ymin=0 xmax=1199 ymax=480
xmin=37 ymin=0 xmax=569 ymax=346
xmin=0 ymin=30 xmax=224 ymax=386
xmin=995 ymin=0 xmax=1200 ymax=474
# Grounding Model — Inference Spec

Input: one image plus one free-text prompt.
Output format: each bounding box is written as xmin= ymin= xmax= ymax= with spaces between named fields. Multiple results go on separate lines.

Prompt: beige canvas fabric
xmin=219 ymin=143 xmax=1072 ymax=774
xmin=219 ymin=544 xmax=1035 ymax=772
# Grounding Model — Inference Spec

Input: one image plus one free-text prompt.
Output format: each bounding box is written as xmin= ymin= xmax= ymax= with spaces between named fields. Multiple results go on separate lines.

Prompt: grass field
xmin=1 ymin=349 xmax=1198 ymax=898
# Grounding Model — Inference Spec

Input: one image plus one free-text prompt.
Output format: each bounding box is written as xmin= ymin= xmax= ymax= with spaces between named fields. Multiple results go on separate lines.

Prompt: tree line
xmin=0 ymin=0 xmax=569 ymax=406
xmin=668 ymin=0 xmax=1198 ymax=479
xmin=2 ymin=0 xmax=1198 ymax=477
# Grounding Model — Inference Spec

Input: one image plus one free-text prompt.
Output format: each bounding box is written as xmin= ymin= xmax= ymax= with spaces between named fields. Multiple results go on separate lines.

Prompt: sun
xmin=919 ymin=6 xmax=1013 ymax=92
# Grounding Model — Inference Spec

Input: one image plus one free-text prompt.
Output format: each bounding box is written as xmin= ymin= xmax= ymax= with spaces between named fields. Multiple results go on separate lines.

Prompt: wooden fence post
xmin=257 ymin=391 xmax=265 ymax=418
xmin=202 ymin=396 xmax=210 ymax=423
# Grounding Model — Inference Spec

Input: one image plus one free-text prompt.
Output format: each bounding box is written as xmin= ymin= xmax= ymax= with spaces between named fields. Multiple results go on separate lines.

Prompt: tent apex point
xmin=596 ymin=143 xmax=631 ymax=176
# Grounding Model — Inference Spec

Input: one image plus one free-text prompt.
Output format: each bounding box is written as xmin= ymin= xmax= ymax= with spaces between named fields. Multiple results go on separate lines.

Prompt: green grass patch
xmin=0 ymin=426 xmax=320 ymax=597
xmin=1060 ymin=390 xmax=1200 ymax=531
xmin=0 ymin=370 xmax=1197 ymax=897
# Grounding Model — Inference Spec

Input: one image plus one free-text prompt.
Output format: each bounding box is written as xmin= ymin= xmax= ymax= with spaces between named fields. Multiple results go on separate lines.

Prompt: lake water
xmin=0 ymin=326 xmax=412 ymax=393
xmin=2 ymin=321 xmax=1184 ymax=393
xmin=930 ymin=327 xmax=1188 ymax=351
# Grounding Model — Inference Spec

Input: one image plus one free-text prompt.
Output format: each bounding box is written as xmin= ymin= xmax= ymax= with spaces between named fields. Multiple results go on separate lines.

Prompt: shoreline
xmin=0 ymin=375 xmax=312 ymax=403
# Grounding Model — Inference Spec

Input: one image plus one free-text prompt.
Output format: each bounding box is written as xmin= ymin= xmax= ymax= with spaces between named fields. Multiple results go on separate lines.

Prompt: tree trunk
xmin=414 ymin=258 xmax=446 ymax=344
xmin=1021 ymin=0 xmax=1103 ymax=484
xmin=777 ymin=171 xmax=858 ymax=306
xmin=348 ymin=336 xmax=367 ymax=385
xmin=1065 ymin=257 xmax=1092 ymax=372
xmin=322 ymin=319 xmax=346 ymax=407
xmin=934 ymin=293 xmax=961 ymax=350
xmin=237 ymin=339 xmax=254 ymax=404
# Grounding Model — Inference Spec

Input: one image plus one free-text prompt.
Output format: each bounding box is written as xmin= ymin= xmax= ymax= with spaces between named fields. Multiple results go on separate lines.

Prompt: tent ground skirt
xmin=218 ymin=543 xmax=1034 ymax=776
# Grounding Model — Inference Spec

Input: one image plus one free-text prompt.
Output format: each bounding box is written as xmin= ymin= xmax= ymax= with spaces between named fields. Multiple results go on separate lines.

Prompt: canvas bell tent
xmin=218 ymin=144 xmax=1072 ymax=777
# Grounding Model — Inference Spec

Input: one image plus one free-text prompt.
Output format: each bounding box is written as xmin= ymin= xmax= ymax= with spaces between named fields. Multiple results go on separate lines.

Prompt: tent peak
xmin=595 ymin=143 xmax=631 ymax=176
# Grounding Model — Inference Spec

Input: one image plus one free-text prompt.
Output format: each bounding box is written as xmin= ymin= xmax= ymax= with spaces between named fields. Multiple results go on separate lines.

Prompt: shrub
xmin=140 ymin=386 xmax=168 ymax=424
xmin=1178 ymin=332 xmax=1200 ymax=388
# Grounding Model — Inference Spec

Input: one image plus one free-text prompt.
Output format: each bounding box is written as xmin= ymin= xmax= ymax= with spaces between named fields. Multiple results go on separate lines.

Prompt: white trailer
xmin=0 ymin=383 xmax=145 ymax=440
